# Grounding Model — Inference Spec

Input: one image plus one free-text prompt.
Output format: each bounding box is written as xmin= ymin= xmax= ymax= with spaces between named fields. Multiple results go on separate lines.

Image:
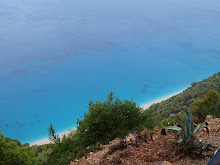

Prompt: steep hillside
xmin=70 ymin=117 xmax=220 ymax=165
xmin=146 ymin=72 xmax=220 ymax=120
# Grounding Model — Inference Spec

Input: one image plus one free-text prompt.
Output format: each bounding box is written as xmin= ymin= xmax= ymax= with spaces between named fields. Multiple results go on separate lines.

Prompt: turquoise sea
xmin=0 ymin=0 xmax=220 ymax=144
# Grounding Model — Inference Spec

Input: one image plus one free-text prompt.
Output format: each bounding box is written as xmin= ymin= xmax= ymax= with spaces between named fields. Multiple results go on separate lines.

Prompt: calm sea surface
xmin=0 ymin=0 xmax=220 ymax=143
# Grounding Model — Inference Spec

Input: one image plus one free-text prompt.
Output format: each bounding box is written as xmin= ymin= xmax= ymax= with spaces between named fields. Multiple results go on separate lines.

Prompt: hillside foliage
xmin=0 ymin=130 xmax=53 ymax=165
xmin=146 ymin=72 xmax=220 ymax=121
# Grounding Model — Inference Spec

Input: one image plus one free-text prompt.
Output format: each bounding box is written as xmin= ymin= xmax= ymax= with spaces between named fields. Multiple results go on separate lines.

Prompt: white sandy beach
xmin=140 ymin=90 xmax=184 ymax=109
xmin=30 ymin=131 xmax=70 ymax=146
xmin=30 ymin=138 xmax=53 ymax=146
xmin=31 ymin=90 xmax=184 ymax=146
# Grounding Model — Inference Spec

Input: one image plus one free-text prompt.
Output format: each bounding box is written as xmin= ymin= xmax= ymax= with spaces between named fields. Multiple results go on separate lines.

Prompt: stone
xmin=161 ymin=161 xmax=174 ymax=165
xmin=206 ymin=115 xmax=213 ymax=119
xmin=161 ymin=129 xmax=166 ymax=135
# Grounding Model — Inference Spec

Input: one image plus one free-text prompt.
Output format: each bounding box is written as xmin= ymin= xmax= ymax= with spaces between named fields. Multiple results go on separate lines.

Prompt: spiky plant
xmin=163 ymin=110 xmax=209 ymax=155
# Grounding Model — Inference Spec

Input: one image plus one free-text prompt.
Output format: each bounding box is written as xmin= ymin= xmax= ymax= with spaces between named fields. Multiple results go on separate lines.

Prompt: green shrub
xmin=135 ymin=109 xmax=156 ymax=131
xmin=76 ymin=92 xmax=142 ymax=146
xmin=192 ymin=89 xmax=220 ymax=122
xmin=159 ymin=117 xmax=176 ymax=127
xmin=0 ymin=130 xmax=35 ymax=165
xmin=46 ymin=92 xmax=152 ymax=165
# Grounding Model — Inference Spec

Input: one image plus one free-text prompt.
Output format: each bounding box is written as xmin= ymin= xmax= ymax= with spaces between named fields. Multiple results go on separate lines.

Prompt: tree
xmin=192 ymin=89 xmax=220 ymax=122
xmin=0 ymin=130 xmax=34 ymax=165
xmin=203 ymin=89 xmax=219 ymax=108
xmin=48 ymin=123 xmax=60 ymax=144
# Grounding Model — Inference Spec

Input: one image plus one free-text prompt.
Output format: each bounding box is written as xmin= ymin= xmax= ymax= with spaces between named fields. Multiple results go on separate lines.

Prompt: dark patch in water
xmin=140 ymin=84 xmax=153 ymax=94
xmin=31 ymin=65 xmax=51 ymax=76
xmin=14 ymin=121 xmax=26 ymax=129
xmin=0 ymin=97 xmax=8 ymax=100
xmin=34 ymin=114 xmax=39 ymax=118
xmin=18 ymin=123 xmax=26 ymax=128
xmin=39 ymin=54 xmax=66 ymax=63
xmin=0 ymin=77 xmax=9 ymax=80
xmin=144 ymin=85 xmax=151 ymax=88
xmin=33 ymin=65 xmax=50 ymax=70
xmin=205 ymin=49 xmax=220 ymax=59
xmin=39 ymin=73 xmax=49 ymax=77
xmin=105 ymin=41 xmax=125 ymax=49
xmin=31 ymin=88 xmax=47 ymax=94
xmin=177 ymin=42 xmax=192 ymax=48
xmin=30 ymin=123 xmax=35 ymax=126
xmin=11 ymin=69 xmax=29 ymax=77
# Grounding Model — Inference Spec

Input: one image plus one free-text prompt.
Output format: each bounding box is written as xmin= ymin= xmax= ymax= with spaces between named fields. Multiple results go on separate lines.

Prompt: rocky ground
xmin=70 ymin=118 xmax=220 ymax=165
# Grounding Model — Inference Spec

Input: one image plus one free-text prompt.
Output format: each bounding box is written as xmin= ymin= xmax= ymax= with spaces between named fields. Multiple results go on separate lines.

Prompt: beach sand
xmin=30 ymin=138 xmax=52 ymax=146
xmin=30 ymin=90 xmax=183 ymax=146
xmin=140 ymin=90 xmax=184 ymax=109
xmin=30 ymin=131 xmax=69 ymax=146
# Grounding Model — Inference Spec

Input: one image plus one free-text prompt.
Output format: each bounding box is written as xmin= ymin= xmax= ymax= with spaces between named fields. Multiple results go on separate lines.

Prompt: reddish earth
xmin=70 ymin=118 xmax=220 ymax=165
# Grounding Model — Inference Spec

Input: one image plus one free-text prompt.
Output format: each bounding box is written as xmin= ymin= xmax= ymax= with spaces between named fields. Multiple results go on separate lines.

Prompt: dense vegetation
xmin=0 ymin=130 xmax=53 ymax=165
xmin=0 ymin=72 xmax=220 ymax=164
xmin=146 ymin=72 xmax=220 ymax=121
xmin=192 ymin=89 xmax=220 ymax=122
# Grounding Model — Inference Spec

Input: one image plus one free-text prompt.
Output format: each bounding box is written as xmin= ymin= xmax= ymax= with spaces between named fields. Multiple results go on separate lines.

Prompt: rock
xmin=169 ymin=112 xmax=181 ymax=117
xmin=169 ymin=113 xmax=176 ymax=117
xmin=214 ymin=149 xmax=219 ymax=155
xmin=206 ymin=115 xmax=213 ymax=119
xmin=161 ymin=161 xmax=174 ymax=165
xmin=161 ymin=129 xmax=166 ymax=135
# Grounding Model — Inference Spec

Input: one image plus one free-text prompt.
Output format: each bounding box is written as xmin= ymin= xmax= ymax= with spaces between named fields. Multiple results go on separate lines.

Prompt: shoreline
xmin=140 ymin=89 xmax=184 ymax=109
xmin=30 ymin=138 xmax=53 ymax=146
xmin=30 ymin=89 xmax=184 ymax=146
xmin=30 ymin=130 xmax=70 ymax=146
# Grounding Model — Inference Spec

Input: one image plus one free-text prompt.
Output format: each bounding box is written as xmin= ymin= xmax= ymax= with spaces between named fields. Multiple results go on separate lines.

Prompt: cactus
xmin=163 ymin=110 xmax=209 ymax=154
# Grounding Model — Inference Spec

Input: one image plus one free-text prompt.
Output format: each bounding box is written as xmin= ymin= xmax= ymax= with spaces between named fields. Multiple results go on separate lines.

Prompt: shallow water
xmin=0 ymin=0 xmax=220 ymax=143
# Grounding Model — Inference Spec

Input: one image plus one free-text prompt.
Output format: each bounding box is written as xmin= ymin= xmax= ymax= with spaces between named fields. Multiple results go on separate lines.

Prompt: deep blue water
xmin=0 ymin=0 xmax=220 ymax=144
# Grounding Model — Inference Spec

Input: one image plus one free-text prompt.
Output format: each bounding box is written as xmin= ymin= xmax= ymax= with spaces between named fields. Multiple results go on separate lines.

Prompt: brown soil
xmin=70 ymin=118 xmax=220 ymax=165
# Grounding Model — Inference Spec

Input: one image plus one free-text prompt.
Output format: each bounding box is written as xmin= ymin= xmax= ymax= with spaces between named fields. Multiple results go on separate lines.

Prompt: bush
xmin=136 ymin=110 xmax=155 ymax=131
xmin=192 ymin=89 xmax=220 ymax=122
xmin=0 ymin=130 xmax=35 ymax=165
xmin=76 ymin=92 xmax=142 ymax=146
xmin=46 ymin=92 xmax=153 ymax=165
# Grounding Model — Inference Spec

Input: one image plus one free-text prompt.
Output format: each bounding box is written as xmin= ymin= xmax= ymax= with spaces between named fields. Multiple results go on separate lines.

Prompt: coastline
xmin=30 ymin=89 xmax=184 ymax=146
xmin=140 ymin=89 xmax=184 ymax=109
xmin=30 ymin=138 xmax=53 ymax=146
xmin=30 ymin=130 xmax=70 ymax=146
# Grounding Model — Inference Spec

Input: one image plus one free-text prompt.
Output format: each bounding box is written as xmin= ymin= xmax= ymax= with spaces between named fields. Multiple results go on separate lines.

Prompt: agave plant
xmin=163 ymin=110 xmax=209 ymax=154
